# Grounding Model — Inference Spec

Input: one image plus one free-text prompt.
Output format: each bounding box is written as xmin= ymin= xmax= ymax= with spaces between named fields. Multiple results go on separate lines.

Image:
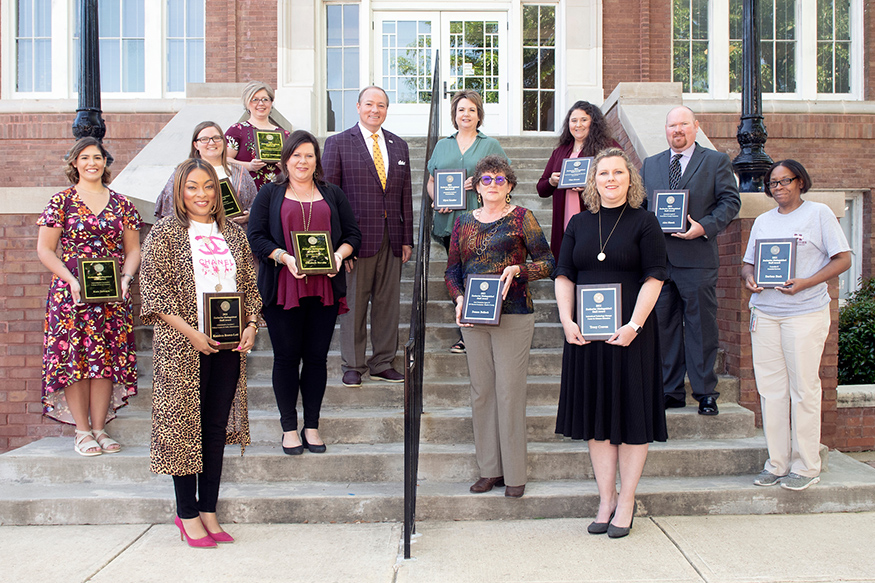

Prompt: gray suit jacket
xmin=641 ymin=143 xmax=741 ymax=268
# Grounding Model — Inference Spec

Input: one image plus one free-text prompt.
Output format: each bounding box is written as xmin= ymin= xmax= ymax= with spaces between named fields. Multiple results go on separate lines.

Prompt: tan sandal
xmin=74 ymin=430 xmax=102 ymax=457
xmin=93 ymin=429 xmax=121 ymax=453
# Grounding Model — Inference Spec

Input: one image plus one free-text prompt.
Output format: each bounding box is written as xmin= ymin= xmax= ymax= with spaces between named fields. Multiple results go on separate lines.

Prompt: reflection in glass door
xmin=373 ymin=12 xmax=508 ymax=136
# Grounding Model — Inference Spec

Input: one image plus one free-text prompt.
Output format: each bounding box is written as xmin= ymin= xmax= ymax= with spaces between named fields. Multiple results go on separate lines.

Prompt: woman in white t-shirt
xmin=140 ymin=158 xmax=262 ymax=547
xmin=741 ymin=160 xmax=851 ymax=491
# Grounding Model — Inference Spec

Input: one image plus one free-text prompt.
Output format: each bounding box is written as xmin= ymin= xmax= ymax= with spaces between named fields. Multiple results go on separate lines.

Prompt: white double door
xmin=374 ymin=12 xmax=509 ymax=136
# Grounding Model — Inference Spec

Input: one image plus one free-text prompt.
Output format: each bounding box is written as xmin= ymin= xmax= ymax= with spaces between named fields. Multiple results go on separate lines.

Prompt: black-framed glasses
xmin=766 ymin=176 xmax=798 ymax=189
xmin=196 ymin=136 xmax=225 ymax=144
xmin=480 ymin=175 xmax=507 ymax=186
xmin=249 ymin=97 xmax=272 ymax=104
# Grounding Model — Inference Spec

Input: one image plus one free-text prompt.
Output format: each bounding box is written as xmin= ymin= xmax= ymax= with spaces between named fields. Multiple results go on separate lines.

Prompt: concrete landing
xmin=4 ymin=514 xmax=875 ymax=583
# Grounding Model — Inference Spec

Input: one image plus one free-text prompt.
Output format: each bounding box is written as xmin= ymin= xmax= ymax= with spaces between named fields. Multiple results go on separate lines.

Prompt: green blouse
xmin=427 ymin=131 xmax=510 ymax=238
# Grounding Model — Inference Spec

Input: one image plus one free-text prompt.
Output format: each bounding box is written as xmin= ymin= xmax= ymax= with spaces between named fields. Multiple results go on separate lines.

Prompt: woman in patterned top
xmin=225 ymin=81 xmax=291 ymax=189
xmin=36 ymin=138 xmax=141 ymax=457
xmin=445 ymin=155 xmax=555 ymax=498
xmin=140 ymin=158 xmax=261 ymax=547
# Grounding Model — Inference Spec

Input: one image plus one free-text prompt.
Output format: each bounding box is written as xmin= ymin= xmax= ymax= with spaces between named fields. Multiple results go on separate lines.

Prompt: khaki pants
xmin=461 ymin=313 xmax=535 ymax=487
xmin=751 ymin=305 xmax=830 ymax=477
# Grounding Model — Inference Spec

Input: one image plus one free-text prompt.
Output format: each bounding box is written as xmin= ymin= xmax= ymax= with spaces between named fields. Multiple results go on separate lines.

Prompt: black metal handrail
xmin=403 ymin=50 xmax=440 ymax=560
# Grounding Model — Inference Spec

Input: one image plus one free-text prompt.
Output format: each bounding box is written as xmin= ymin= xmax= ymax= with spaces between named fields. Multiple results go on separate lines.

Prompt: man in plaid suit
xmin=323 ymin=86 xmax=414 ymax=387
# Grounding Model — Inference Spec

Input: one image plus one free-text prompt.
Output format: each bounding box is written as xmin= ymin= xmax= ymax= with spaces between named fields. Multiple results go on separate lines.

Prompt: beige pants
xmin=751 ymin=305 xmax=830 ymax=477
xmin=461 ymin=313 xmax=535 ymax=487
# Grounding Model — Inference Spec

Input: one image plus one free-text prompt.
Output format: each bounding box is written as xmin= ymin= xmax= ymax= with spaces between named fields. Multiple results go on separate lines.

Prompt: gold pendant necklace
xmin=597 ymin=203 xmax=627 ymax=262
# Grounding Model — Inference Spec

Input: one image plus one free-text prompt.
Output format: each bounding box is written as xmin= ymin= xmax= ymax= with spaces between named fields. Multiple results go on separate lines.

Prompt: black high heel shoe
xmin=301 ymin=429 xmax=327 ymax=453
xmin=607 ymin=516 xmax=634 ymax=539
xmin=281 ymin=433 xmax=303 ymax=456
xmin=587 ymin=510 xmax=616 ymax=535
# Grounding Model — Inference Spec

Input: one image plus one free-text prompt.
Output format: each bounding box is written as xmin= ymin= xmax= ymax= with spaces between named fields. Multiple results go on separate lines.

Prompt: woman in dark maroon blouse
xmin=537 ymin=101 xmax=620 ymax=258
xmin=247 ymin=131 xmax=361 ymax=455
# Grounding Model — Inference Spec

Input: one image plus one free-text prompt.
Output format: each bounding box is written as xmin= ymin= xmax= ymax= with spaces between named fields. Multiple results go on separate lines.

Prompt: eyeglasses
xmin=479 ymin=175 xmax=507 ymax=186
xmin=250 ymin=97 xmax=272 ymax=105
xmin=766 ymin=176 xmax=798 ymax=189
xmin=196 ymin=136 xmax=225 ymax=144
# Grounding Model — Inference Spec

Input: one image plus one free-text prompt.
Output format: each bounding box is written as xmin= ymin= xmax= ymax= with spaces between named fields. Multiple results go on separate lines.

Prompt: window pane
xmin=729 ymin=0 xmax=742 ymax=38
xmin=775 ymin=41 xmax=795 ymax=92
xmin=186 ymin=0 xmax=204 ymax=36
xmin=343 ymin=4 xmax=359 ymax=44
xmin=673 ymin=43 xmax=691 ymax=93
xmin=186 ymin=39 xmax=204 ymax=83
xmin=167 ymin=38 xmax=184 ymax=92
xmin=100 ymin=0 xmax=121 ymax=37
xmin=817 ymin=0 xmax=834 ymax=40
xmin=168 ymin=0 xmax=184 ymax=37
xmin=34 ymin=0 xmax=50 ymax=35
xmin=760 ymin=41 xmax=774 ymax=93
xmin=100 ymin=38 xmax=121 ymax=92
xmin=327 ymin=48 xmax=342 ymax=89
xmin=326 ymin=5 xmax=342 ymax=46
xmin=19 ymin=0 xmax=33 ymax=35
xmin=122 ymin=0 xmax=145 ymax=37
xmin=692 ymin=0 xmax=708 ymax=40
xmin=540 ymin=48 xmax=555 ymax=90
xmin=343 ymin=48 xmax=359 ymax=88
xmin=122 ymin=39 xmax=145 ymax=92
xmin=522 ymin=91 xmax=538 ymax=131
xmin=539 ymin=91 xmax=554 ymax=132
xmin=33 ymin=38 xmax=50 ymax=91
xmin=522 ymin=48 xmax=538 ymax=89
xmin=775 ymin=0 xmax=794 ymax=40
xmin=729 ymin=40 xmax=742 ymax=93
xmin=540 ymin=6 xmax=555 ymax=46
xmin=835 ymin=0 xmax=850 ymax=39
xmin=343 ymin=90 xmax=357 ymax=128
xmin=674 ymin=0 xmax=690 ymax=40
xmin=759 ymin=0 xmax=774 ymax=40
xmin=691 ymin=41 xmax=709 ymax=92
xmin=17 ymin=39 xmax=33 ymax=92
xmin=834 ymin=42 xmax=850 ymax=92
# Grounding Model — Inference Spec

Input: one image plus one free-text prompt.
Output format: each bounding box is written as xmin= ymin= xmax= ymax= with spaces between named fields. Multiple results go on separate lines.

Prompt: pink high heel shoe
xmin=207 ymin=530 xmax=235 ymax=544
xmin=174 ymin=516 xmax=217 ymax=548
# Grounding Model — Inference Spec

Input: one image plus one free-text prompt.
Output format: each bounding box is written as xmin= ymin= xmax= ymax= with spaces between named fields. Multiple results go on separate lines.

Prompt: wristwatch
xmin=627 ymin=321 xmax=642 ymax=333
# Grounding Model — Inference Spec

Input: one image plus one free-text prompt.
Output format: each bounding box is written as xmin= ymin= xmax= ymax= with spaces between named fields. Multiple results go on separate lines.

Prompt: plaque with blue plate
xmin=576 ymin=283 xmax=622 ymax=341
xmin=557 ymin=157 xmax=593 ymax=189
xmin=652 ymin=189 xmax=689 ymax=233
xmin=754 ymin=238 xmax=797 ymax=288
xmin=434 ymin=169 xmax=467 ymax=210
xmin=460 ymin=274 xmax=505 ymax=326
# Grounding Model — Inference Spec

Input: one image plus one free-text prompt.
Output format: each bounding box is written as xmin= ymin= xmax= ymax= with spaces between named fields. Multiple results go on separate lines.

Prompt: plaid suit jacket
xmin=322 ymin=125 xmax=414 ymax=258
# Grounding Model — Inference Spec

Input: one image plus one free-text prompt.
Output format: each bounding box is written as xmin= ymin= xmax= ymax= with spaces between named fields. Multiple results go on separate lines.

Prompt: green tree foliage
xmin=838 ymin=278 xmax=875 ymax=385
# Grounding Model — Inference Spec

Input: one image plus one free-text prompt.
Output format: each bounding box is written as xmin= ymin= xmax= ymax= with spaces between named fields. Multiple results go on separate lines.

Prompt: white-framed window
xmin=522 ymin=4 xmax=556 ymax=132
xmin=839 ymin=191 xmax=863 ymax=300
xmin=672 ymin=0 xmax=863 ymax=99
xmin=325 ymin=2 xmax=360 ymax=132
xmin=2 ymin=0 xmax=204 ymax=98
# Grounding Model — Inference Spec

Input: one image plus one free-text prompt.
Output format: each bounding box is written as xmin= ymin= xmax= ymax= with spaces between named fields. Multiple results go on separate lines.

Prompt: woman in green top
xmin=427 ymin=90 xmax=510 ymax=353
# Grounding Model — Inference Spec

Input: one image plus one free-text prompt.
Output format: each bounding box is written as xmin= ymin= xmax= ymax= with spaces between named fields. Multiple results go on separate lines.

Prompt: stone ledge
xmin=837 ymin=384 xmax=875 ymax=408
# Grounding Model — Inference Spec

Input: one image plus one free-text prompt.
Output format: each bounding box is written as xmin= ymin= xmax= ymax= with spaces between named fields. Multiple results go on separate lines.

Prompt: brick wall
xmin=205 ymin=0 xmax=278 ymax=86
xmin=0 ymin=113 xmax=173 ymax=187
xmin=836 ymin=407 xmax=875 ymax=451
xmin=0 ymin=219 xmax=150 ymax=453
xmin=602 ymin=0 xmax=673 ymax=97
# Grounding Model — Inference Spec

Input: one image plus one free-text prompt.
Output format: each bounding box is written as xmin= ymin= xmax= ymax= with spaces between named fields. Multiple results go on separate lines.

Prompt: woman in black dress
xmin=554 ymin=147 xmax=667 ymax=538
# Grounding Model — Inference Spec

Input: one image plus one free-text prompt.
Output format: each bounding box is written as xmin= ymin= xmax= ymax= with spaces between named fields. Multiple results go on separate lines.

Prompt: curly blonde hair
xmin=581 ymin=147 xmax=645 ymax=213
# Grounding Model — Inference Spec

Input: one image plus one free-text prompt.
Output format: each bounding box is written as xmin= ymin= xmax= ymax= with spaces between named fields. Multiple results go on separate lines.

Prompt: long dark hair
xmin=557 ymin=101 xmax=614 ymax=156
xmin=275 ymin=130 xmax=324 ymax=186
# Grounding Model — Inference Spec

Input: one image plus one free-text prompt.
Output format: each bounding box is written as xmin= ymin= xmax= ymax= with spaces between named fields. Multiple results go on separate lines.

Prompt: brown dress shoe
xmin=504 ymin=485 xmax=525 ymax=498
xmin=341 ymin=371 xmax=362 ymax=387
xmin=469 ymin=476 xmax=505 ymax=493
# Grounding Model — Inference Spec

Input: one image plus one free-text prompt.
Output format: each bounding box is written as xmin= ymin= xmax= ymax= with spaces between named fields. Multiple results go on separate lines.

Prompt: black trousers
xmin=262 ymin=298 xmax=340 ymax=432
xmin=173 ymin=350 xmax=240 ymax=519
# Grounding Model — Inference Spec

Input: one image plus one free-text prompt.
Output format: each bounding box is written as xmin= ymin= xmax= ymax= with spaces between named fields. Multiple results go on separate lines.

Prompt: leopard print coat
xmin=140 ymin=217 xmax=262 ymax=475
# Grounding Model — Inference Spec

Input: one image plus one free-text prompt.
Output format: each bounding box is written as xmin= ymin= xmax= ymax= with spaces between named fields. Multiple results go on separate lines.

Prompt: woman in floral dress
xmin=36 ymin=137 xmax=142 ymax=456
xmin=225 ymin=81 xmax=291 ymax=189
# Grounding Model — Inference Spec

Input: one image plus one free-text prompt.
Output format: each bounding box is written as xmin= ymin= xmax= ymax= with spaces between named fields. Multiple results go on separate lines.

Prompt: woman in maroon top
xmin=537 ymin=101 xmax=620 ymax=258
xmin=247 ymin=131 xmax=361 ymax=455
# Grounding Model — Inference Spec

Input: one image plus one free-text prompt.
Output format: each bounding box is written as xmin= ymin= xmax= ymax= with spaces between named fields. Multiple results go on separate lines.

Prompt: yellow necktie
xmin=371 ymin=134 xmax=387 ymax=189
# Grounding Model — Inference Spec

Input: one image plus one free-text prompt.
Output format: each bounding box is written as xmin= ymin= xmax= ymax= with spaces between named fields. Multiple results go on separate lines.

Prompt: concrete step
xmin=64 ymin=400 xmax=754 ymax=450
xmin=3 ymin=451 xmax=873 ymax=525
xmin=0 ymin=435 xmax=775 ymax=485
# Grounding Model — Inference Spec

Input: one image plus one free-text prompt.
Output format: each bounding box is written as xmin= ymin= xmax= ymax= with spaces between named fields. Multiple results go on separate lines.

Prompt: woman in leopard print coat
xmin=140 ymin=158 xmax=262 ymax=547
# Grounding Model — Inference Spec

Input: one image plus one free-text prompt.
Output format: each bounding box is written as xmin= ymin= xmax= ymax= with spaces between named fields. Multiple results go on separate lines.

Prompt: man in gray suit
xmin=641 ymin=106 xmax=741 ymax=416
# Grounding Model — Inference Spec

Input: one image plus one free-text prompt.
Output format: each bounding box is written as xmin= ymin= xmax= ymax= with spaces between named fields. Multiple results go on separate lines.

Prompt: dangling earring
xmin=505 ymin=192 xmax=512 ymax=203
xmin=477 ymin=192 xmax=482 ymax=205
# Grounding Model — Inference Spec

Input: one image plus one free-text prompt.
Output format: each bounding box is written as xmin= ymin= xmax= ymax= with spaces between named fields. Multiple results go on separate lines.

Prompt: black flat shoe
xmin=587 ymin=510 xmax=615 ymax=535
xmin=607 ymin=516 xmax=634 ymax=539
xmin=301 ymin=429 xmax=327 ymax=453
xmin=664 ymin=395 xmax=686 ymax=409
xmin=281 ymin=435 xmax=303 ymax=456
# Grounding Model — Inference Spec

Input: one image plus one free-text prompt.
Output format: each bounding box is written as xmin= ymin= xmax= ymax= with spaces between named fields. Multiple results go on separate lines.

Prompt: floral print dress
xmin=225 ymin=121 xmax=291 ymax=190
xmin=37 ymin=187 xmax=142 ymax=424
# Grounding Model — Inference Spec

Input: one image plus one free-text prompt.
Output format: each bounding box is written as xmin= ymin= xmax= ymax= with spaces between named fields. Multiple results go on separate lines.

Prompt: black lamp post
xmin=72 ymin=0 xmax=107 ymax=144
xmin=732 ymin=0 xmax=772 ymax=192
